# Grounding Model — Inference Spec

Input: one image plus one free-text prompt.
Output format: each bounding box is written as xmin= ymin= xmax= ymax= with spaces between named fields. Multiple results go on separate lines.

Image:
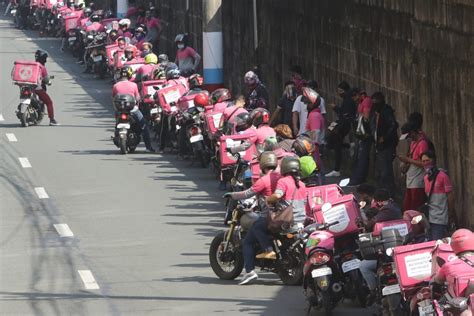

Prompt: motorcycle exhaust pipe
xmin=332 ymin=282 xmax=342 ymax=293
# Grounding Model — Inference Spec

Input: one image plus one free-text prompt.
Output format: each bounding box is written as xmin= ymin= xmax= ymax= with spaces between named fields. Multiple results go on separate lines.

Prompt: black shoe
xmin=146 ymin=147 xmax=156 ymax=153
xmin=49 ymin=119 xmax=60 ymax=126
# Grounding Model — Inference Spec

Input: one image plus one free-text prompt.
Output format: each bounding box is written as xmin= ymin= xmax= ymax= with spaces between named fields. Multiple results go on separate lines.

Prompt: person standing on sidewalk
xmin=349 ymin=88 xmax=373 ymax=186
xmin=397 ymin=121 xmax=429 ymax=211
xmin=421 ymin=151 xmax=456 ymax=240
xmin=326 ymin=81 xmax=357 ymax=177
xmin=370 ymin=92 xmax=398 ymax=196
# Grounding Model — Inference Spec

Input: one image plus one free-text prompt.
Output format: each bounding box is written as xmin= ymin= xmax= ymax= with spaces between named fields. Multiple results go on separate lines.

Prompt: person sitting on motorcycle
xmin=34 ymin=50 xmax=59 ymax=126
xmin=225 ymin=112 xmax=257 ymax=154
xmin=85 ymin=14 xmax=104 ymax=33
xmin=291 ymin=134 xmax=315 ymax=158
xmin=112 ymin=66 xmax=154 ymax=152
xmin=359 ymin=189 xmax=402 ymax=304
xmin=300 ymin=155 xmax=321 ymax=187
xmin=249 ymin=108 xmax=276 ymax=153
xmin=273 ymin=124 xmax=294 ymax=152
xmin=432 ymin=229 xmax=474 ymax=306
xmin=140 ymin=42 xmax=153 ymax=57
xmin=135 ymin=53 xmax=157 ymax=82
xmin=116 ymin=36 xmax=127 ymax=49
xmin=221 ymin=103 xmax=248 ymax=135
xmin=187 ymin=74 xmax=204 ymax=94
xmin=223 ymin=152 xmax=282 ymax=285
xmin=123 ymin=45 xmax=137 ymax=62
xmin=118 ymin=18 xmax=133 ymax=39
xmin=132 ymin=24 xmax=146 ymax=46
xmin=356 ymin=183 xmax=376 ymax=221
xmin=209 ymin=88 xmax=232 ymax=113
xmin=107 ymin=29 xmax=119 ymax=45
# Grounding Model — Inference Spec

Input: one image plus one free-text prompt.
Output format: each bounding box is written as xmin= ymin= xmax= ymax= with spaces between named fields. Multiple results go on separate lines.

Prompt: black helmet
xmin=84 ymin=7 xmax=92 ymax=17
xmin=259 ymin=151 xmax=278 ymax=170
xmin=35 ymin=49 xmax=48 ymax=64
xmin=249 ymin=107 xmax=270 ymax=127
xmin=210 ymin=88 xmax=231 ymax=105
xmin=291 ymin=135 xmax=315 ymax=157
xmin=113 ymin=94 xmax=136 ymax=111
xmin=280 ymin=156 xmax=300 ymax=175
xmin=119 ymin=66 xmax=133 ymax=80
xmin=166 ymin=68 xmax=180 ymax=80
xmin=188 ymin=74 xmax=203 ymax=89
xmin=158 ymin=54 xmax=169 ymax=64
xmin=234 ymin=112 xmax=251 ymax=132
xmin=90 ymin=14 xmax=100 ymax=23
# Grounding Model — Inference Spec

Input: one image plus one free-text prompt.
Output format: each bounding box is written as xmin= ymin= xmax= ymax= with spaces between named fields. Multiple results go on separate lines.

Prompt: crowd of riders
xmin=5 ymin=0 xmax=472 ymax=314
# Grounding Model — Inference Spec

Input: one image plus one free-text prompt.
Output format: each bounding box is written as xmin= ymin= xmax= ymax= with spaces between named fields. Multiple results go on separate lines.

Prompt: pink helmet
xmin=305 ymin=230 xmax=334 ymax=256
xmin=451 ymin=229 xmax=474 ymax=255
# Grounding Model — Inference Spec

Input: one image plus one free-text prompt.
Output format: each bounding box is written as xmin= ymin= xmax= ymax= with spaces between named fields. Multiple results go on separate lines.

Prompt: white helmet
xmin=118 ymin=19 xmax=131 ymax=28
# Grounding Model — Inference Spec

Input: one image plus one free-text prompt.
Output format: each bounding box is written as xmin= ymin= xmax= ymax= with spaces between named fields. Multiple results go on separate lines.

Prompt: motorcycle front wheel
xmin=20 ymin=109 xmax=30 ymax=127
xmin=119 ymin=136 xmax=127 ymax=154
xmin=209 ymin=231 xmax=243 ymax=280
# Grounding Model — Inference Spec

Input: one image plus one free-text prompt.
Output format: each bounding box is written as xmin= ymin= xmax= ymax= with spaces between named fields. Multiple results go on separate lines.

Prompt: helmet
xmin=210 ymin=88 xmax=231 ymax=105
xmin=84 ymin=7 xmax=92 ymax=17
xmin=118 ymin=18 xmax=131 ymax=28
xmin=300 ymin=156 xmax=317 ymax=178
xmin=259 ymin=151 xmax=278 ymax=170
xmin=244 ymin=71 xmax=258 ymax=86
xmin=113 ymin=94 xmax=136 ymax=110
xmin=135 ymin=24 xmax=145 ymax=33
xmin=119 ymin=66 xmax=133 ymax=80
xmin=263 ymin=136 xmax=278 ymax=151
xmin=188 ymin=74 xmax=203 ymax=89
xmin=174 ymin=33 xmax=185 ymax=43
xmin=291 ymin=135 xmax=315 ymax=157
xmin=451 ymin=229 xmax=474 ymax=255
xmin=35 ymin=49 xmax=48 ymax=64
xmin=280 ymin=156 xmax=300 ymax=175
xmin=302 ymin=87 xmax=320 ymax=105
xmin=234 ymin=112 xmax=251 ymax=132
xmin=158 ymin=54 xmax=169 ymax=64
xmin=144 ymin=53 xmax=158 ymax=64
xmin=249 ymin=107 xmax=270 ymax=127
xmin=90 ymin=14 xmax=100 ymax=23
xmin=166 ymin=68 xmax=181 ymax=80
xmin=194 ymin=92 xmax=209 ymax=107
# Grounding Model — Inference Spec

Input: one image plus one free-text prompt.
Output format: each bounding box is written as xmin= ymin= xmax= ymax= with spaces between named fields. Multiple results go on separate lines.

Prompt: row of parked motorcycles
xmin=7 ymin=3 xmax=473 ymax=316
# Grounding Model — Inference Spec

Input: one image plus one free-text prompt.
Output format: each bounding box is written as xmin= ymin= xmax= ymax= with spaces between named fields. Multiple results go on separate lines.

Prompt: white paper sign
xmin=212 ymin=113 xmax=223 ymax=128
xmin=147 ymin=86 xmax=156 ymax=96
xmin=225 ymin=139 xmax=246 ymax=156
xmin=404 ymin=252 xmax=432 ymax=279
xmin=322 ymin=204 xmax=350 ymax=233
xmin=382 ymin=223 xmax=409 ymax=236
xmin=163 ymin=89 xmax=181 ymax=104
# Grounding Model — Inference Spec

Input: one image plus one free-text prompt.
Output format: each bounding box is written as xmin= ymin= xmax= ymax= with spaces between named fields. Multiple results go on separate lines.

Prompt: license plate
xmin=190 ymin=134 xmax=204 ymax=143
xmin=341 ymin=259 xmax=361 ymax=273
xmin=382 ymin=284 xmax=401 ymax=296
xmin=418 ymin=300 xmax=434 ymax=316
xmin=93 ymin=55 xmax=102 ymax=62
xmin=116 ymin=123 xmax=130 ymax=129
xmin=311 ymin=267 xmax=332 ymax=278
xmin=150 ymin=108 xmax=159 ymax=114
xmin=68 ymin=36 xmax=76 ymax=41
xmin=20 ymin=98 xmax=31 ymax=105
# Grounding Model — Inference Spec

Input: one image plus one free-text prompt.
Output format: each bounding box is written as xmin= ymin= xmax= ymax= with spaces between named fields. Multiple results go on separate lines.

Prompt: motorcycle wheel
xmin=20 ymin=109 xmax=29 ymax=127
xmin=278 ymin=246 xmax=304 ymax=285
xmin=119 ymin=136 xmax=127 ymax=154
xmin=348 ymin=270 xmax=369 ymax=307
xmin=321 ymin=290 xmax=333 ymax=316
xmin=383 ymin=294 xmax=404 ymax=316
xmin=209 ymin=231 xmax=243 ymax=280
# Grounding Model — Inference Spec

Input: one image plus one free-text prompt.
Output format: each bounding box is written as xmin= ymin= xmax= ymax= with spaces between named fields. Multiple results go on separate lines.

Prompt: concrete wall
xmin=219 ymin=0 xmax=474 ymax=228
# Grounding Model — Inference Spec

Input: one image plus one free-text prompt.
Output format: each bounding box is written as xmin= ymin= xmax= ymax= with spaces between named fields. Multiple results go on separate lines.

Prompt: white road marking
xmin=34 ymin=187 xmax=49 ymax=199
xmin=78 ymin=270 xmax=100 ymax=290
xmin=53 ymin=224 xmax=74 ymax=237
xmin=6 ymin=133 xmax=17 ymax=142
xmin=19 ymin=157 xmax=32 ymax=168
xmin=0 ymin=114 xmax=4 ymax=121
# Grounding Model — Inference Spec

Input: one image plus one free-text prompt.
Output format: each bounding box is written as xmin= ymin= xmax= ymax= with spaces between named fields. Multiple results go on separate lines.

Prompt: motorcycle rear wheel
xmin=209 ymin=231 xmax=243 ymax=280
xmin=20 ymin=110 xmax=29 ymax=127
xmin=119 ymin=136 xmax=127 ymax=154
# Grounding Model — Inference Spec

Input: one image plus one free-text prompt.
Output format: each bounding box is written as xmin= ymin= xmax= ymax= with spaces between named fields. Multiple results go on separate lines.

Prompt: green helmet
xmin=300 ymin=156 xmax=317 ymax=178
xmin=280 ymin=156 xmax=300 ymax=176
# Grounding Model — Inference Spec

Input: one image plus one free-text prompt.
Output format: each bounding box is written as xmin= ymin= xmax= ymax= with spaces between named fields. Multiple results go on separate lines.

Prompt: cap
xmin=399 ymin=121 xmax=417 ymax=140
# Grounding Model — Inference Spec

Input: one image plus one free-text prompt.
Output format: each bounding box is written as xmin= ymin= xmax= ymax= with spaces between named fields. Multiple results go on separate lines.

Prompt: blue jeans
xmin=351 ymin=138 xmax=372 ymax=185
xmin=243 ymin=217 xmax=272 ymax=273
xmin=359 ymin=259 xmax=377 ymax=290
xmin=131 ymin=110 xmax=152 ymax=149
xmin=429 ymin=223 xmax=447 ymax=241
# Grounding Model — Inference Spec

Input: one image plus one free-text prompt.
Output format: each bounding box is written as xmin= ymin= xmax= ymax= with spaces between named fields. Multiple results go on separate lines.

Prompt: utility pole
xmin=202 ymin=0 xmax=223 ymax=91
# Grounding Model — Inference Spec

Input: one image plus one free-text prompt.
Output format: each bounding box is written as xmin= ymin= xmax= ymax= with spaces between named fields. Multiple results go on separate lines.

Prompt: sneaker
xmin=49 ymin=119 xmax=60 ymax=126
xmin=238 ymin=270 xmax=258 ymax=285
xmin=256 ymin=251 xmax=277 ymax=260
xmin=325 ymin=170 xmax=341 ymax=177
xmin=146 ymin=147 xmax=156 ymax=153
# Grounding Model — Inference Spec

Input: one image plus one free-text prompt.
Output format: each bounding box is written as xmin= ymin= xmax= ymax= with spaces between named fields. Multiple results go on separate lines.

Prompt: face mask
xmin=177 ymin=44 xmax=184 ymax=49
xmin=422 ymin=161 xmax=434 ymax=172
xmin=143 ymin=49 xmax=150 ymax=54
xmin=375 ymin=201 xmax=388 ymax=209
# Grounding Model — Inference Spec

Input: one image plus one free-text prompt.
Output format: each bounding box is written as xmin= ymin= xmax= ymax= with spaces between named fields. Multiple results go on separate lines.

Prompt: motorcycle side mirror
xmin=321 ymin=203 xmax=332 ymax=213
xmin=359 ymin=201 xmax=367 ymax=208
xmin=339 ymin=178 xmax=350 ymax=187
xmin=411 ymin=215 xmax=423 ymax=225
xmin=436 ymin=256 xmax=446 ymax=268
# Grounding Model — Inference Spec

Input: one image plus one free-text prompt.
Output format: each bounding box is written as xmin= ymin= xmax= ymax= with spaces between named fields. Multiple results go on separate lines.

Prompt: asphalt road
xmin=0 ymin=18 xmax=369 ymax=316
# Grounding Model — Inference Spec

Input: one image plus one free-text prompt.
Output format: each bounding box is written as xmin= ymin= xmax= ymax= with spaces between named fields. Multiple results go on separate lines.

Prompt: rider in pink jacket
xmin=249 ymin=108 xmax=276 ymax=152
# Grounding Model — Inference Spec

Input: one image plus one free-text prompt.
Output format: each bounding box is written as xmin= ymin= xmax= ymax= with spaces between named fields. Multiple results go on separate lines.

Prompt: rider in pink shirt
xmin=33 ymin=50 xmax=58 ymax=125
xmin=222 ymin=105 xmax=248 ymax=135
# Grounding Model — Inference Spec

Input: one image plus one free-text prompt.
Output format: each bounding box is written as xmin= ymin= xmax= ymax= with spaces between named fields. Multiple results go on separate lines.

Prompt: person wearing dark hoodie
xmin=370 ymin=92 xmax=399 ymax=196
